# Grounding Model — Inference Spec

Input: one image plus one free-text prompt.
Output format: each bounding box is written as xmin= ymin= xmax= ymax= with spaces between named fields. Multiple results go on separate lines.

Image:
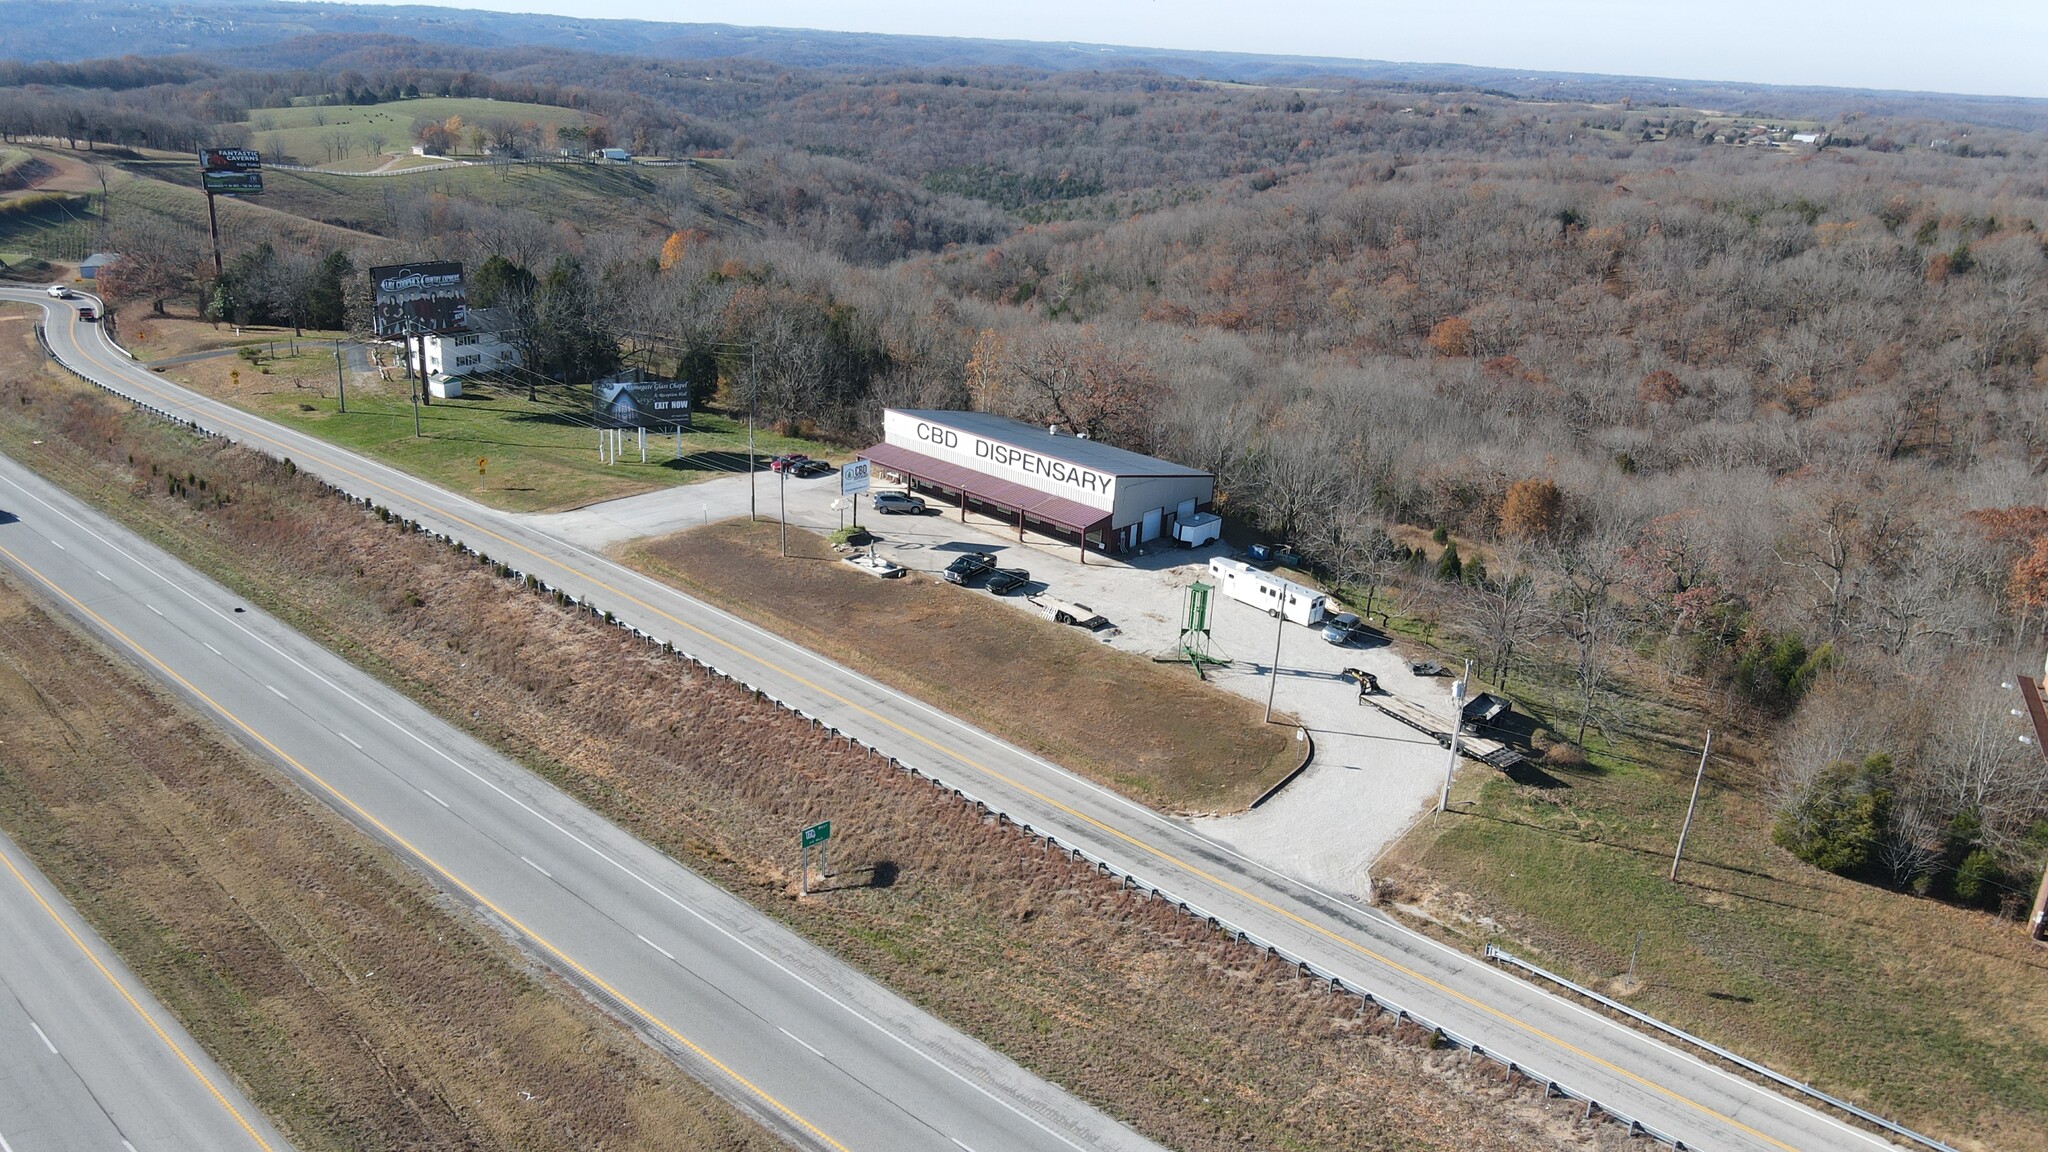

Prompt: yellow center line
xmin=64 ymin=321 xmax=1803 ymax=1151
xmin=0 ymin=834 xmax=277 ymax=1151
xmin=0 ymin=540 xmax=852 ymax=1152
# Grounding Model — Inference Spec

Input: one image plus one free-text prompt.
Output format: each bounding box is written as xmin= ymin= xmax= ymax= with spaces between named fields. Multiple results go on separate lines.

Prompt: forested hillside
xmin=9 ymin=22 xmax=2048 ymax=946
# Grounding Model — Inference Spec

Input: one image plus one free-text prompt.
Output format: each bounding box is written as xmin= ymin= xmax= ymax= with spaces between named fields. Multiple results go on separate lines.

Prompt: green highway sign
xmin=801 ymin=820 xmax=832 ymax=848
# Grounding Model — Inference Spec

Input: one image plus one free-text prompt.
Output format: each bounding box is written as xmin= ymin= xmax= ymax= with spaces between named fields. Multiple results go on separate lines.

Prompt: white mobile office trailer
xmin=1208 ymin=558 xmax=1327 ymax=625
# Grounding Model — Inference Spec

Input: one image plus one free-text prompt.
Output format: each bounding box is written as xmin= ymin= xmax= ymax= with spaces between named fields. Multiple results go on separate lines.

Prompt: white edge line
xmin=779 ymin=1026 xmax=826 ymax=1061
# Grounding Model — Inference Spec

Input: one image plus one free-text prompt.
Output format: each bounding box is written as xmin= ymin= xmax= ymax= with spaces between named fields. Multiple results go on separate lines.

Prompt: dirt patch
xmin=0 ymin=319 xmax=1629 ymax=1151
xmin=0 ymin=576 xmax=777 ymax=1152
xmin=623 ymin=519 xmax=1300 ymax=813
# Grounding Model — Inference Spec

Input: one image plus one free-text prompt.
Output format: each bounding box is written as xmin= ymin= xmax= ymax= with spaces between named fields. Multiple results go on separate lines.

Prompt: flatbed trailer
xmin=1346 ymin=676 xmax=1525 ymax=770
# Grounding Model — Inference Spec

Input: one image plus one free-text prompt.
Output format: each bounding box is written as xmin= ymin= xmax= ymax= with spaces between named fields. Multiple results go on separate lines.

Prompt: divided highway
xmin=12 ymin=290 xmax=1899 ymax=1152
xmin=0 ymin=829 xmax=292 ymax=1152
xmin=0 ymin=403 xmax=1160 ymax=1152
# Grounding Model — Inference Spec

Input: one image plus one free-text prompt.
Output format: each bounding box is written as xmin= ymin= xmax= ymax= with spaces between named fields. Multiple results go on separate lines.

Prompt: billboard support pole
xmin=205 ymin=190 xmax=223 ymax=277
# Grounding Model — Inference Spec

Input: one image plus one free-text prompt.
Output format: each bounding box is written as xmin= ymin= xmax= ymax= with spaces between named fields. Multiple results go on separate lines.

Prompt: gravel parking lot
xmin=535 ymin=471 xmax=1468 ymax=899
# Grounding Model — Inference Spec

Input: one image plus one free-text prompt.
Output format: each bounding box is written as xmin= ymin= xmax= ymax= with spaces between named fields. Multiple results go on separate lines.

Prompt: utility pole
xmin=747 ymin=344 xmax=758 ymax=522
xmin=1437 ymin=660 xmax=1472 ymax=813
xmin=1670 ymin=730 xmax=1714 ymax=882
xmin=779 ymin=465 xmax=789 ymax=557
xmin=333 ymin=339 xmax=346 ymax=413
xmin=1262 ymin=604 xmax=1286 ymax=724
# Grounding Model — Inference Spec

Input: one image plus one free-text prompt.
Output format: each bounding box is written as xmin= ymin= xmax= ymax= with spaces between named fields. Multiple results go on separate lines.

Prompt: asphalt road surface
xmin=0 ymin=396 xmax=1160 ymax=1152
xmin=0 ymin=829 xmax=294 ymax=1152
xmin=11 ymin=290 xmax=1905 ymax=1152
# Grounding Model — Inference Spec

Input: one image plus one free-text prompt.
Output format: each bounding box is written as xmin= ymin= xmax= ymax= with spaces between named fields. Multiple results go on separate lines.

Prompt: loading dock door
xmin=1177 ymin=498 xmax=1197 ymax=518
xmin=1141 ymin=507 xmax=1163 ymax=542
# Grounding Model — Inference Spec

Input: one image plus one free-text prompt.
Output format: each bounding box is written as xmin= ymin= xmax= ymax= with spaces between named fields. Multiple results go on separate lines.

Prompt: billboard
xmin=594 ymin=375 xmax=693 ymax=429
xmin=370 ymin=262 xmax=467 ymax=339
xmin=199 ymin=148 xmax=262 ymax=194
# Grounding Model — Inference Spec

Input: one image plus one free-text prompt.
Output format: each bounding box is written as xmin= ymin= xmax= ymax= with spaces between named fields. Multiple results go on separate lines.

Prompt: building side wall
xmin=1110 ymin=475 xmax=1215 ymax=529
xmin=425 ymin=332 xmax=521 ymax=377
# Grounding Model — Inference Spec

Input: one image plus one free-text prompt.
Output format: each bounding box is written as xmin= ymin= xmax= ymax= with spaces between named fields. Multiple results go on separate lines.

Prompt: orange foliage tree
xmin=1427 ymin=315 xmax=1472 ymax=357
xmin=1499 ymin=478 xmax=1564 ymax=539
xmin=1965 ymin=507 xmax=2048 ymax=611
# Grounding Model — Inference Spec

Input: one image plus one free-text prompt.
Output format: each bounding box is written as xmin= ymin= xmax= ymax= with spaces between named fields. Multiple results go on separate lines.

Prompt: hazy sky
xmin=343 ymin=1 xmax=2048 ymax=100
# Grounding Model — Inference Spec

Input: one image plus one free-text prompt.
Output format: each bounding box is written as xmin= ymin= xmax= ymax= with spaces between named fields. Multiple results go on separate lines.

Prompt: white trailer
xmin=1208 ymin=557 xmax=1327 ymax=625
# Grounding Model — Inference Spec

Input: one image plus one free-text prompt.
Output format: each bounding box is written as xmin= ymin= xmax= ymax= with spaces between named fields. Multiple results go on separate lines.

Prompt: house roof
xmin=857 ymin=442 xmax=1112 ymax=534
xmin=888 ymin=409 xmax=1209 ymax=480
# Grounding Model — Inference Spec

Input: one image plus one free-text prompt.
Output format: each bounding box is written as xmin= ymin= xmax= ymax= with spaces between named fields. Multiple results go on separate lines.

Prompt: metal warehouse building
xmin=858 ymin=409 xmax=1214 ymax=559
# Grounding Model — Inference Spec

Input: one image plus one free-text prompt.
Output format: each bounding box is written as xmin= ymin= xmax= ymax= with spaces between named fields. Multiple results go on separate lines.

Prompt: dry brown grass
xmin=0 ymin=313 xmax=1631 ymax=1151
xmin=623 ymin=520 xmax=1299 ymax=813
xmin=0 ymin=576 xmax=778 ymax=1152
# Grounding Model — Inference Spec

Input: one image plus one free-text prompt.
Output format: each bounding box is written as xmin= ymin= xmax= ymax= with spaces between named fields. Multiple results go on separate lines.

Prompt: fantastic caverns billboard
xmin=370 ymin=262 xmax=466 ymax=339
xmin=198 ymin=148 xmax=262 ymax=194
xmin=593 ymin=374 xmax=693 ymax=429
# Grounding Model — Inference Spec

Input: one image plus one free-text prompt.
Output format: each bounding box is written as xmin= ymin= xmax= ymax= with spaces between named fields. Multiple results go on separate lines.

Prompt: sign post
xmin=800 ymin=820 xmax=832 ymax=895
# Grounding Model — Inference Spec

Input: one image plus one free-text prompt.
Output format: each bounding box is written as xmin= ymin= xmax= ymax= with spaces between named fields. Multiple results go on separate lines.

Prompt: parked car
xmin=768 ymin=453 xmax=811 ymax=474
xmin=943 ymin=552 xmax=997 ymax=585
xmin=45 ymin=284 xmax=71 ymax=299
xmin=872 ymin=491 xmax=927 ymax=515
xmin=984 ymin=567 xmax=1030 ymax=594
xmin=843 ymin=552 xmax=905 ymax=579
xmin=791 ymin=457 xmax=833 ymax=478
xmin=1321 ymin=611 xmax=1363 ymax=645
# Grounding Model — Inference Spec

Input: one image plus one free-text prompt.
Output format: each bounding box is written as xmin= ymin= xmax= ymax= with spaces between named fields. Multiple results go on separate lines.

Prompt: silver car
xmin=872 ymin=491 xmax=927 ymax=515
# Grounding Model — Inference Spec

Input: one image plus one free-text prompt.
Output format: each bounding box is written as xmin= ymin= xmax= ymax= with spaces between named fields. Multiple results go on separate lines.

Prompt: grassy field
xmin=622 ymin=519 xmax=1302 ymax=813
xmin=1369 ymin=599 xmax=2048 ymax=1152
xmin=245 ymin=97 xmax=597 ymax=167
xmin=160 ymin=343 xmax=839 ymax=512
xmin=0 ymin=331 xmax=1625 ymax=1152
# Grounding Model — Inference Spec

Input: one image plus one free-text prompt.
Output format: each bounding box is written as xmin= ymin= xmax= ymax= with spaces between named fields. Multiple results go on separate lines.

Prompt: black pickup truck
xmin=942 ymin=552 xmax=997 ymax=585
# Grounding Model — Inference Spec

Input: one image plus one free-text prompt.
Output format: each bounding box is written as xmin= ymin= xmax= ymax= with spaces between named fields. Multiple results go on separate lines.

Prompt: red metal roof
xmin=857 ymin=442 xmax=1112 ymax=533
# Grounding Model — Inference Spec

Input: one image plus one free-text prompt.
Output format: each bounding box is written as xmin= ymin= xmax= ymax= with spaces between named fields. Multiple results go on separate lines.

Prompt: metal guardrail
xmin=54 ymin=337 xmax=1716 ymax=1150
xmin=1485 ymin=944 xmax=1954 ymax=1152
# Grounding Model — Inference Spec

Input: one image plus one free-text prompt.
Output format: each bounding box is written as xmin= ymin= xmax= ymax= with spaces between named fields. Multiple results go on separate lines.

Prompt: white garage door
xmin=1177 ymin=498 xmax=1197 ymax=518
xmin=1141 ymin=507 xmax=1163 ymax=542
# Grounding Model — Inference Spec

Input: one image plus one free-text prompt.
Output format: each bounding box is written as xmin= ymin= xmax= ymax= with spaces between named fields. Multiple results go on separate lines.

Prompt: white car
xmin=45 ymin=284 xmax=72 ymax=299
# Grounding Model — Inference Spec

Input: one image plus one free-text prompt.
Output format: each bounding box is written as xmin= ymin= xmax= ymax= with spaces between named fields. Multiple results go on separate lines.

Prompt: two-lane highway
xmin=12 ymin=289 xmax=1904 ymax=1151
xmin=0 ymin=828 xmax=292 ymax=1152
xmin=0 ymin=421 xmax=1160 ymax=1152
